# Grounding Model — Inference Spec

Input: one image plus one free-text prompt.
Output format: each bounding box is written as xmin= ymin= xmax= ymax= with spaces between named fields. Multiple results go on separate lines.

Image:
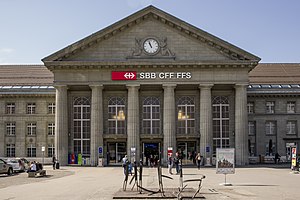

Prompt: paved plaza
xmin=0 ymin=165 xmax=299 ymax=200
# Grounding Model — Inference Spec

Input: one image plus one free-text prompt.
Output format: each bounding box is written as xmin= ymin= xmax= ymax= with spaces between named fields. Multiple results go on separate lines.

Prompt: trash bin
xmin=56 ymin=162 xmax=60 ymax=169
xmin=98 ymin=158 xmax=103 ymax=167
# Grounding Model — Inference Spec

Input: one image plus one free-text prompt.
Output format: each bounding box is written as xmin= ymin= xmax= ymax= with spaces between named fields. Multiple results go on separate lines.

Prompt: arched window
xmin=73 ymin=97 xmax=91 ymax=157
xmin=142 ymin=97 xmax=160 ymax=134
xmin=108 ymin=97 xmax=126 ymax=134
xmin=177 ymin=96 xmax=195 ymax=134
xmin=212 ymin=96 xmax=229 ymax=155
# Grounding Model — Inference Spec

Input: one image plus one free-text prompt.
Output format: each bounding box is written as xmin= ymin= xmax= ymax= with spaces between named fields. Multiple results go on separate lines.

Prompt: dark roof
xmin=0 ymin=65 xmax=53 ymax=86
xmin=249 ymin=63 xmax=300 ymax=84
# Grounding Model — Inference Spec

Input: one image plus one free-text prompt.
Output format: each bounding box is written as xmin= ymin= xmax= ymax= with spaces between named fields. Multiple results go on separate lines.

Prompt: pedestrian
xmin=168 ymin=156 xmax=173 ymax=175
xmin=275 ymin=152 xmax=281 ymax=164
xmin=174 ymin=152 xmax=180 ymax=174
xmin=122 ymin=155 xmax=128 ymax=175
xmin=52 ymin=154 xmax=56 ymax=170
xmin=196 ymin=153 xmax=201 ymax=170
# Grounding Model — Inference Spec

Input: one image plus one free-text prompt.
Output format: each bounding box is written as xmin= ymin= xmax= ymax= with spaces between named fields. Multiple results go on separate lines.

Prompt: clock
xmin=143 ymin=38 xmax=160 ymax=55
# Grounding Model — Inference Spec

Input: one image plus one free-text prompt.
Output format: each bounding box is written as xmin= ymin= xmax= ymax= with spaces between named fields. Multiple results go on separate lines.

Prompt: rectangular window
xmin=27 ymin=145 xmax=36 ymax=157
xmin=48 ymin=103 xmax=55 ymax=114
xmin=27 ymin=123 xmax=37 ymax=135
xmin=248 ymin=121 xmax=256 ymax=135
xmin=287 ymin=102 xmax=296 ymax=113
xmin=47 ymin=144 xmax=55 ymax=157
xmin=247 ymin=102 xmax=254 ymax=114
xmin=6 ymin=122 xmax=16 ymax=135
xmin=48 ymin=123 xmax=55 ymax=135
xmin=266 ymin=101 xmax=275 ymax=114
xmin=27 ymin=103 xmax=36 ymax=114
xmin=6 ymin=144 xmax=16 ymax=157
xmin=265 ymin=121 xmax=276 ymax=135
xmin=286 ymin=121 xmax=297 ymax=135
xmin=6 ymin=103 xmax=16 ymax=114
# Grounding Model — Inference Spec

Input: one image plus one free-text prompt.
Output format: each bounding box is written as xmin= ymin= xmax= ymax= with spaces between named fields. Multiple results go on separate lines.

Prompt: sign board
xmin=41 ymin=146 xmax=45 ymax=152
xmin=98 ymin=146 xmax=103 ymax=155
xmin=216 ymin=148 xmax=235 ymax=174
xmin=167 ymin=147 xmax=173 ymax=157
xmin=206 ymin=146 xmax=210 ymax=153
xmin=291 ymin=147 xmax=297 ymax=167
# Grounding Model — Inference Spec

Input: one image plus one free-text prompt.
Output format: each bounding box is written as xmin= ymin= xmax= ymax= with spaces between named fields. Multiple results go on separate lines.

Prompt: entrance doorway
xmin=177 ymin=142 xmax=196 ymax=165
xmin=143 ymin=143 xmax=160 ymax=167
xmin=286 ymin=142 xmax=297 ymax=161
xmin=107 ymin=142 xmax=126 ymax=165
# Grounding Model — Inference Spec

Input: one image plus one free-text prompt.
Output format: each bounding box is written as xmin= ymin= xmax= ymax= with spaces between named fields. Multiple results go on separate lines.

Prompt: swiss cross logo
xmin=111 ymin=71 xmax=137 ymax=80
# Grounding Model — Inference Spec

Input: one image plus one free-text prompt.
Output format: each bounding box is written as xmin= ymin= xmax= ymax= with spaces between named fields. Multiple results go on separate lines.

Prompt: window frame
xmin=27 ymin=103 xmax=36 ymax=114
xmin=266 ymin=101 xmax=275 ymax=114
xmin=142 ymin=97 xmax=160 ymax=134
xmin=286 ymin=121 xmax=297 ymax=135
xmin=265 ymin=121 xmax=276 ymax=135
xmin=177 ymin=96 xmax=195 ymax=135
xmin=6 ymin=122 xmax=16 ymax=136
xmin=27 ymin=122 xmax=37 ymax=135
xmin=6 ymin=103 xmax=15 ymax=114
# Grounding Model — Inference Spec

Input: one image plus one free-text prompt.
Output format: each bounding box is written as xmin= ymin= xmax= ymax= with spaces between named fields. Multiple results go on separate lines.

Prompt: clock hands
xmin=148 ymin=42 xmax=152 ymax=48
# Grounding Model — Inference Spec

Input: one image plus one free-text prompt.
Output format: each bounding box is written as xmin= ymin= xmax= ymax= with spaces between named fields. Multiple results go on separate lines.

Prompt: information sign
xmin=216 ymin=148 xmax=235 ymax=174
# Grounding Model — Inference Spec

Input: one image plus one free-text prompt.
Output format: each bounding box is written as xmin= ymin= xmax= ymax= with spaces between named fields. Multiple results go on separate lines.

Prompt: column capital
xmin=53 ymin=85 xmax=68 ymax=90
xmin=234 ymin=83 xmax=248 ymax=89
xmin=89 ymin=84 xmax=104 ymax=90
xmin=126 ymin=84 xmax=140 ymax=89
xmin=199 ymin=84 xmax=214 ymax=89
xmin=162 ymin=83 xmax=176 ymax=89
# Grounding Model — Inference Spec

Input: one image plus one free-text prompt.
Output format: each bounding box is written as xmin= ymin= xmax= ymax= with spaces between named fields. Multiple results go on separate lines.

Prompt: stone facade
xmin=2 ymin=6 xmax=298 ymax=167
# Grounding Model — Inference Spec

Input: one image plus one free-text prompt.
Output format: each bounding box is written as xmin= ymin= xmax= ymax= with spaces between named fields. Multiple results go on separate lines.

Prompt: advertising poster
xmin=291 ymin=147 xmax=297 ymax=167
xmin=216 ymin=148 xmax=235 ymax=174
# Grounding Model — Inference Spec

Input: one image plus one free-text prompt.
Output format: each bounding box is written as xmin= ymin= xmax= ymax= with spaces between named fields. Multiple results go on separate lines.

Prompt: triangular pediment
xmin=42 ymin=6 xmax=260 ymax=65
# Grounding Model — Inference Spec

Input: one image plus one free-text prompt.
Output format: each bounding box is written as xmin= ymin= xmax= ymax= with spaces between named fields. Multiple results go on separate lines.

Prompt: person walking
xmin=168 ymin=156 xmax=173 ymax=175
xmin=52 ymin=154 xmax=56 ymax=170
xmin=196 ymin=153 xmax=201 ymax=170
xmin=122 ymin=155 xmax=128 ymax=175
xmin=174 ymin=152 xmax=180 ymax=174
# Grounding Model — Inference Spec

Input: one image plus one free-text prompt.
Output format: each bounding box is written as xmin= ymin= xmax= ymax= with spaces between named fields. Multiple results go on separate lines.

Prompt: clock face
xmin=143 ymin=38 xmax=159 ymax=55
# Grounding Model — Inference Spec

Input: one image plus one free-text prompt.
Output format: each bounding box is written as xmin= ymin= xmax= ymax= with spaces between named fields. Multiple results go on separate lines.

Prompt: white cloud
xmin=126 ymin=0 xmax=154 ymax=8
xmin=0 ymin=48 xmax=14 ymax=53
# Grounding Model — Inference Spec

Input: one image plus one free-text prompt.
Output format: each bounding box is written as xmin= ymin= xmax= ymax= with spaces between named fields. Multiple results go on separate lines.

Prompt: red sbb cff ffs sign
xmin=111 ymin=71 xmax=137 ymax=80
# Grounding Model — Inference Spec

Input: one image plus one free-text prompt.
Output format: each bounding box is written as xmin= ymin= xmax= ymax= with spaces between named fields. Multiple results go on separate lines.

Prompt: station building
xmin=0 ymin=6 xmax=299 ymax=166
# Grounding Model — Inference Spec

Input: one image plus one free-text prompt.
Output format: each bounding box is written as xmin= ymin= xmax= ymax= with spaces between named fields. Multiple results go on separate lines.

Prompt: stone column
xmin=127 ymin=84 xmax=140 ymax=163
xmin=163 ymin=84 xmax=176 ymax=165
xmin=90 ymin=85 xmax=104 ymax=166
xmin=54 ymin=85 xmax=68 ymax=166
xmin=199 ymin=84 xmax=213 ymax=166
xmin=235 ymin=84 xmax=249 ymax=165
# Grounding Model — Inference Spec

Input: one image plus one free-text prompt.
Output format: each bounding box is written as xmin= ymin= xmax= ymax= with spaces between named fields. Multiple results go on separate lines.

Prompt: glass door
xmin=177 ymin=142 xmax=196 ymax=165
xmin=107 ymin=142 xmax=126 ymax=165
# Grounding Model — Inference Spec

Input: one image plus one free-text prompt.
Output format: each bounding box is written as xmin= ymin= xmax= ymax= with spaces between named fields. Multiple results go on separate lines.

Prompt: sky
xmin=0 ymin=0 xmax=300 ymax=64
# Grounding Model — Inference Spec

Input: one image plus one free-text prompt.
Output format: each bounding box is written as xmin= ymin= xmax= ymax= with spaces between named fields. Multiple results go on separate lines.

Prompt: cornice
xmin=45 ymin=61 xmax=257 ymax=71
